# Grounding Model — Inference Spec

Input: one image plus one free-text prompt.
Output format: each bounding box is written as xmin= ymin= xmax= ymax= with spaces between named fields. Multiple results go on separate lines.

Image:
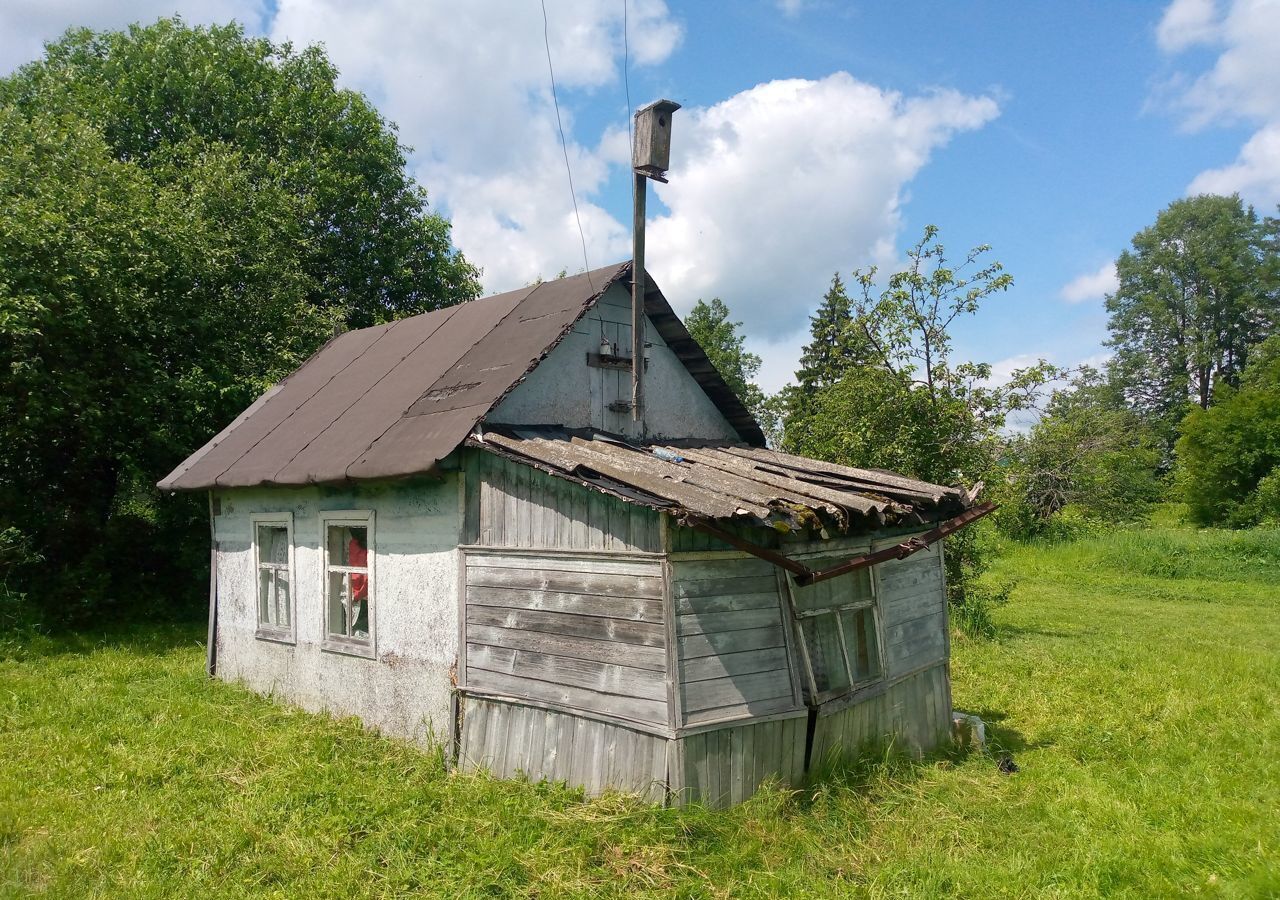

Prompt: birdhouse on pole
xmin=632 ymin=99 xmax=681 ymax=183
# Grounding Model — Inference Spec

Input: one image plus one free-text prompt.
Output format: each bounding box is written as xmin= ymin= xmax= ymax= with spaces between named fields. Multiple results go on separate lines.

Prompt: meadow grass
xmin=1 ymin=522 xmax=1277 ymax=898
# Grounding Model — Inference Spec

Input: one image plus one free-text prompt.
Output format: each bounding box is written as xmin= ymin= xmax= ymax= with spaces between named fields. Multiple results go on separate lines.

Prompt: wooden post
xmin=630 ymin=99 xmax=679 ymax=428
xmin=631 ymin=172 xmax=647 ymax=423
xmin=206 ymin=491 xmax=218 ymax=677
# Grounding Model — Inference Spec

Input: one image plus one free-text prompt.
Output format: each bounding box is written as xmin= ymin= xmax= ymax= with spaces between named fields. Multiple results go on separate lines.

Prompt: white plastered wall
xmin=487 ymin=283 xmax=741 ymax=442
xmin=212 ymin=475 xmax=461 ymax=745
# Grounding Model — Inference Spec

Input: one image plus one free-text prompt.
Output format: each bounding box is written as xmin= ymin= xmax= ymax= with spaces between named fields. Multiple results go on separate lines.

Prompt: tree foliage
xmin=785 ymin=226 xmax=1053 ymax=485
xmin=684 ymin=298 xmax=767 ymax=415
xmin=1106 ymin=195 xmax=1280 ymax=452
xmin=795 ymin=275 xmax=855 ymax=390
xmin=1176 ymin=335 xmax=1280 ymax=526
xmin=0 ymin=19 xmax=477 ymax=622
xmin=997 ymin=369 xmax=1163 ymax=538
xmin=782 ymin=226 xmax=1055 ymax=629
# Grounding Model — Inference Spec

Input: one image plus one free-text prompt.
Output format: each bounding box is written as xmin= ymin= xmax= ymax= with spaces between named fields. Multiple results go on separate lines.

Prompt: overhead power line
xmin=540 ymin=0 xmax=594 ymax=293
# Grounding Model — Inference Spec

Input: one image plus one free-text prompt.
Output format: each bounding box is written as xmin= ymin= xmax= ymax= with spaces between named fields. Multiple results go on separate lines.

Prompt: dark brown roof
xmin=472 ymin=426 xmax=970 ymax=534
xmin=160 ymin=263 xmax=764 ymax=491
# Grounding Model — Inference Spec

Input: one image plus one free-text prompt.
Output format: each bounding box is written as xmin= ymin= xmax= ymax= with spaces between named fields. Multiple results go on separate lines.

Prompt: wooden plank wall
xmin=462 ymin=551 xmax=670 ymax=729
xmin=671 ymin=555 xmax=802 ymax=727
xmin=459 ymin=696 xmax=669 ymax=802
xmin=467 ymin=451 xmax=662 ymax=553
xmin=872 ymin=539 xmax=947 ymax=678
xmin=675 ymin=714 xmax=809 ymax=809
xmin=809 ymin=664 xmax=951 ymax=766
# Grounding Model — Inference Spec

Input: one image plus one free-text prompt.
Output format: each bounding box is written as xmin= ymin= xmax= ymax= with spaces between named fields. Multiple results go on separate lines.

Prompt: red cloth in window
xmin=349 ymin=538 xmax=368 ymax=601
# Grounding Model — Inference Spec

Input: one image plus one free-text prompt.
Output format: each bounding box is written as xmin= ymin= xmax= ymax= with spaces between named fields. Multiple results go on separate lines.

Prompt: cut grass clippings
xmin=1 ymin=522 xmax=1277 ymax=898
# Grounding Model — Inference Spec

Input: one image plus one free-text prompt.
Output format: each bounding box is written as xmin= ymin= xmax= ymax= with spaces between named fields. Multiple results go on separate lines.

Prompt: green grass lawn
xmin=2 ymin=523 xmax=1278 ymax=898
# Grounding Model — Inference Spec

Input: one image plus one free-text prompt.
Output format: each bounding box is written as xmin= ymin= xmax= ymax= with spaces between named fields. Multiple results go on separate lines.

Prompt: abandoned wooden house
xmin=160 ymin=261 xmax=991 ymax=808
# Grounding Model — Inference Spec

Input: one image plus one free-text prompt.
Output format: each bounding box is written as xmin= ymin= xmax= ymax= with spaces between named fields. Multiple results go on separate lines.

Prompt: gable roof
xmin=159 ymin=262 xmax=764 ymax=491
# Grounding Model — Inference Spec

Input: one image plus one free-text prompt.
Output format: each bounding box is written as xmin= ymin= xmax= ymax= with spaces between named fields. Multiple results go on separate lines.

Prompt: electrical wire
xmin=540 ymin=0 xmax=595 ymax=294
xmin=623 ymin=0 xmax=635 ymax=217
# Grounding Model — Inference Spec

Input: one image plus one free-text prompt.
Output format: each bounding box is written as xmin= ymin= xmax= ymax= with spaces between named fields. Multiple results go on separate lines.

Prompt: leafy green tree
xmin=783 ymin=226 xmax=1056 ymax=632
xmin=997 ymin=369 xmax=1163 ymax=537
xmin=684 ymin=298 xmax=780 ymax=443
xmin=0 ymin=20 xmax=477 ymax=622
xmin=0 ymin=18 xmax=478 ymax=329
xmin=685 ymin=299 xmax=764 ymax=407
xmin=1176 ymin=335 xmax=1280 ymax=526
xmin=1107 ymin=195 xmax=1280 ymax=452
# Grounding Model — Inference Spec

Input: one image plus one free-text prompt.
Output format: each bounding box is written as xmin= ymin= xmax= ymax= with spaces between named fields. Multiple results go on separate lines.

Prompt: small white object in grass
xmin=951 ymin=711 xmax=986 ymax=748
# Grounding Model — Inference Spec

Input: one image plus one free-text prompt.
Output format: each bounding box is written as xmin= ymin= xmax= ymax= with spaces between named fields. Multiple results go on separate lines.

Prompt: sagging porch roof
xmin=469 ymin=425 xmax=973 ymax=537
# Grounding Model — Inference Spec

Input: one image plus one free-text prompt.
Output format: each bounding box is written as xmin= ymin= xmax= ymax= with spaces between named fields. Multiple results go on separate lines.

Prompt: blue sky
xmin=3 ymin=0 xmax=1278 ymax=392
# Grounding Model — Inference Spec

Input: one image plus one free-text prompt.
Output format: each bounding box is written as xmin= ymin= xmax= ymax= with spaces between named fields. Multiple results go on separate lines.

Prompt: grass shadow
xmin=1 ymin=619 xmax=204 ymax=662
xmin=960 ymin=707 xmax=1050 ymax=754
xmin=997 ymin=623 xmax=1079 ymax=640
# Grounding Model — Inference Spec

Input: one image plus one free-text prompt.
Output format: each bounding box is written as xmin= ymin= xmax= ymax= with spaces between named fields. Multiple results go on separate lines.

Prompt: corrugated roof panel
xmin=471 ymin=427 xmax=970 ymax=535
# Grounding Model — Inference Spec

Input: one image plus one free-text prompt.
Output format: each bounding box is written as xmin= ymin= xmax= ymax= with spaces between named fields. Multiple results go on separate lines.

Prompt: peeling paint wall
xmin=487 ymin=283 xmax=741 ymax=441
xmin=212 ymin=475 xmax=461 ymax=745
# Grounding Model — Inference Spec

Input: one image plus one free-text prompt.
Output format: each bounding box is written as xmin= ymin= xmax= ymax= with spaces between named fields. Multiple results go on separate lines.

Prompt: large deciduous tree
xmin=1106 ymin=194 xmax=1280 ymax=452
xmin=0 ymin=19 xmax=478 ymax=622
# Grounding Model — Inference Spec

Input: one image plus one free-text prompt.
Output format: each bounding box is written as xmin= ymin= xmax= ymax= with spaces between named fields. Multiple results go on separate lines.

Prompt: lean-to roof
xmin=471 ymin=425 xmax=971 ymax=535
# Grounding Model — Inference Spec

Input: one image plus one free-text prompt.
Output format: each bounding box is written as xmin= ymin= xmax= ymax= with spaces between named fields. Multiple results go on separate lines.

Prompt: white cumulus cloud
xmin=1060 ymin=261 xmax=1118 ymax=304
xmin=1156 ymin=0 xmax=1220 ymax=52
xmin=266 ymin=5 xmax=999 ymax=384
xmin=1158 ymin=0 xmax=1280 ymax=205
xmin=1188 ymin=121 xmax=1280 ymax=199
xmin=269 ymin=0 xmax=681 ymax=292
xmin=646 ymin=75 xmax=1000 ymax=337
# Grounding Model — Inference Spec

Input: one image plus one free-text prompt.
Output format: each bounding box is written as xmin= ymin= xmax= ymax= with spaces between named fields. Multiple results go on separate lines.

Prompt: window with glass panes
xmin=789 ymin=564 xmax=881 ymax=701
xmin=252 ymin=513 xmax=293 ymax=640
xmin=320 ymin=511 xmax=374 ymax=654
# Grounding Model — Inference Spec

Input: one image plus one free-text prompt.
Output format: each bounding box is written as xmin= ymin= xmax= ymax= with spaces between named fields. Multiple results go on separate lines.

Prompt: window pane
xmin=791 ymin=565 xmax=872 ymax=614
xmin=800 ymin=612 xmax=851 ymax=695
xmin=257 ymin=525 xmax=289 ymax=567
xmin=256 ymin=525 xmax=289 ymax=629
xmin=328 ymin=570 xmax=351 ymax=637
xmin=273 ymin=571 xmax=291 ymax=628
xmin=841 ymin=607 xmax=880 ymax=682
xmin=328 ymin=525 xmax=368 ymax=567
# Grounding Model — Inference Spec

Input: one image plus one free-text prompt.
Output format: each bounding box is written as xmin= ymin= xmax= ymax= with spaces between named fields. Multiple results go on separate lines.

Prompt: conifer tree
xmin=795 ymin=274 xmax=854 ymax=389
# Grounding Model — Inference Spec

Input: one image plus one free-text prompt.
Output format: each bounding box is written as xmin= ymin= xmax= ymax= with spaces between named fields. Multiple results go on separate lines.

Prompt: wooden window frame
xmin=251 ymin=512 xmax=295 ymax=644
xmin=786 ymin=559 xmax=886 ymax=705
xmin=319 ymin=509 xmax=376 ymax=659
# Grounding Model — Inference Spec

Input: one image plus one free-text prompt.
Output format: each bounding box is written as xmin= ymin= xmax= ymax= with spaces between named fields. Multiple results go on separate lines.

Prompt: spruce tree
xmin=796 ymin=274 xmax=854 ymax=389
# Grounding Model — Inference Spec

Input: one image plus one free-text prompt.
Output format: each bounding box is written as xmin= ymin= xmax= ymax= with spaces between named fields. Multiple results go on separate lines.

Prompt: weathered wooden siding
xmin=462 ymin=550 xmax=670 ymax=729
xmin=459 ymin=696 xmax=669 ymax=802
xmin=671 ymin=555 xmax=802 ymax=727
xmin=674 ymin=714 xmax=809 ymax=809
xmin=872 ymin=538 xmax=947 ymax=679
xmin=809 ymin=664 xmax=952 ymax=765
xmin=465 ymin=449 xmax=662 ymax=552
